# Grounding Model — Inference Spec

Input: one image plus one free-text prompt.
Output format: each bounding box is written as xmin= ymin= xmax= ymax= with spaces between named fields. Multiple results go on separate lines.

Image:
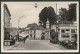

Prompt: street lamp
xmin=33 ymin=3 xmax=38 ymax=39
xmin=35 ymin=3 xmax=37 ymax=8
xmin=17 ymin=15 xmax=25 ymax=41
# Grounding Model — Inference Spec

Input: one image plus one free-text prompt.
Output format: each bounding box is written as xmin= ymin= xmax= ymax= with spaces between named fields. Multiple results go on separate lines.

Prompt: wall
xmin=35 ymin=30 xmax=42 ymax=39
xmin=4 ymin=6 xmax=10 ymax=28
xmin=58 ymin=26 xmax=77 ymax=41
xmin=10 ymin=28 xmax=18 ymax=37
xmin=4 ymin=4 xmax=11 ymax=40
xmin=45 ymin=31 xmax=50 ymax=40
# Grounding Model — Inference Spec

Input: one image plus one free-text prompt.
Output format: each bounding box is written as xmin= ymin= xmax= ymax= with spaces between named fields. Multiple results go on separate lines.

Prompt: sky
xmin=1 ymin=2 xmax=78 ymax=28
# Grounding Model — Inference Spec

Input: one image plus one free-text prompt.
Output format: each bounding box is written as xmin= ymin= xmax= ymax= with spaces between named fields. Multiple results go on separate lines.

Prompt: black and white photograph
xmin=1 ymin=1 xmax=79 ymax=53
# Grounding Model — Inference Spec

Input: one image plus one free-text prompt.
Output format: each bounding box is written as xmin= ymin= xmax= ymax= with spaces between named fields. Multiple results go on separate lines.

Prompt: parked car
xmin=41 ymin=32 xmax=45 ymax=40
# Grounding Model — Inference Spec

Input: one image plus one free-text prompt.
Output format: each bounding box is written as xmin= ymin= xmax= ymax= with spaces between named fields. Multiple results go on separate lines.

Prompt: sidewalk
xmin=3 ymin=41 xmax=20 ymax=50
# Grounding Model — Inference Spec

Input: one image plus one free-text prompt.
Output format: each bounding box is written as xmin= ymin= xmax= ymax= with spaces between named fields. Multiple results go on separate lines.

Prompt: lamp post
xmin=56 ymin=3 xmax=58 ymax=32
xmin=17 ymin=19 xmax=19 ymax=41
xmin=33 ymin=3 xmax=37 ymax=39
xmin=17 ymin=15 xmax=25 ymax=41
xmin=35 ymin=3 xmax=37 ymax=8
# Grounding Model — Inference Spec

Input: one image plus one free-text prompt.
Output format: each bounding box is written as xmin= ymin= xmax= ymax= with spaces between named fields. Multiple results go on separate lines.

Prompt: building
xmin=23 ymin=27 xmax=30 ymax=34
xmin=43 ymin=29 xmax=50 ymax=40
xmin=4 ymin=4 xmax=11 ymax=40
xmin=27 ymin=23 xmax=44 ymax=40
xmin=3 ymin=4 xmax=15 ymax=46
xmin=24 ymin=21 xmax=51 ymax=40
xmin=58 ymin=23 xmax=77 ymax=42
xmin=50 ymin=16 xmax=77 ymax=42
xmin=10 ymin=27 xmax=18 ymax=40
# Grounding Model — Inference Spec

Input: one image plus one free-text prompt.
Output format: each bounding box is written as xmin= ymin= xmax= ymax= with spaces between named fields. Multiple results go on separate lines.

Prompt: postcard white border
xmin=1 ymin=1 xmax=79 ymax=53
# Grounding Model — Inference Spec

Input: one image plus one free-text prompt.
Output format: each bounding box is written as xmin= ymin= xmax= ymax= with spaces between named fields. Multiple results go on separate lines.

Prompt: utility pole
xmin=56 ymin=3 xmax=57 ymax=32
xmin=34 ymin=3 xmax=37 ymax=39
xmin=17 ymin=15 xmax=25 ymax=41
xmin=35 ymin=3 xmax=37 ymax=8
xmin=56 ymin=4 xmax=57 ymax=14
xmin=17 ymin=17 xmax=20 ymax=42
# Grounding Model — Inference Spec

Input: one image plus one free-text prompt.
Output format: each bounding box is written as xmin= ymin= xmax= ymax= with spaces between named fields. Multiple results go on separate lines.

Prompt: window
xmin=58 ymin=29 xmax=60 ymax=31
xmin=71 ymin=29 xmax=75 ymax=33
xmin=62 ymin=34 xmax=69 ymax=38
xmin=66 ymin=29 xmax=69 ymax=31
xmin=61 ymin=29 xmax=65 ymax=33
xmin=62 ymin=35 xmax=69 ymax=37
xmin=65 ymin=29 xmax=70 ymax=33
xmin=71 ymin=34 xmax=77 ymax=37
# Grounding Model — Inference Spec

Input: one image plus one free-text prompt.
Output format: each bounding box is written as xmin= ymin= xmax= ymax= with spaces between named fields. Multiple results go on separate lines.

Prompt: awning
xmin=19 ymin=33 xmax=29 ymax=37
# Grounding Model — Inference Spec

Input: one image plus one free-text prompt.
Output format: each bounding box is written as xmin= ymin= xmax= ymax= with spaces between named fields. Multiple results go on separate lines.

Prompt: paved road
xmin=9 ymin=40 xmax=68 ymax=50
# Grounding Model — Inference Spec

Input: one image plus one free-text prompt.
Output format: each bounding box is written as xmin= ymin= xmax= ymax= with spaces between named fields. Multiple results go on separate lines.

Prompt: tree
xmin=59 ymin=3 xmax=77 ymax=22
xmin=68 ymin=3 xmax=77 ymax=22
xmin=39 ymin=7 xmax=48 ymax=28
xmin=47 ymin=7 xmax=56 ymax=28
xmin=39 ymin=7 xmax=56 ymax=28
xmin=59 ymin=8 xmax=68 ymax=22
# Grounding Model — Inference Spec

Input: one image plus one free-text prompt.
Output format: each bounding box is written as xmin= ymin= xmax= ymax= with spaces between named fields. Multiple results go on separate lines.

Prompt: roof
xmin=59 ymin=20 xmax=73 ymax=24
xmin=27 ymin=23 xmax=44 ymax=30
xmin=4 ymin=4 xmax=11 ymax=16
xmin=27 ymin=23 xmax=37 ymax=28
xmin=37 ymin=25 xmax=44 ymax=30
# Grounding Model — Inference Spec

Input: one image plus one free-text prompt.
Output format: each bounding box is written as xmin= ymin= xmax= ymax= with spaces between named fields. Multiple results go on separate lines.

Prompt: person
xmin=26 ymin=35 xmax=29 ymax=40
xmin=41 ymin=32 xmax=45 ymax=40
xmin=23 ymin=38 xmax=25 ymax=44
xmin=30 ymin=34 xmax=32 ymax=37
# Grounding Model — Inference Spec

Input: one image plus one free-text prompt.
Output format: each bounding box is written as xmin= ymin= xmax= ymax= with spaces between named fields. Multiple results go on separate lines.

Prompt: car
xmin=19 ymin=36 xmax=24 ymax=41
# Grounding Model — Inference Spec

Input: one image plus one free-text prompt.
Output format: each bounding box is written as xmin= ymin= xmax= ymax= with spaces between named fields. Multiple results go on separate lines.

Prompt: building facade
xmin=58 ymin=24 xmax=77 ymax=42
xmin=4 ymin=4 xmax=11 ymax=40
xmin=10 ymin=27 xmax=18 ymax=40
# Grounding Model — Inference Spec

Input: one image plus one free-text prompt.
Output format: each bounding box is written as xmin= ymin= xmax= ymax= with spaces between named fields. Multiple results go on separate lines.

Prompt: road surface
xmin=8 ymin=40 xmax=68 ymax=50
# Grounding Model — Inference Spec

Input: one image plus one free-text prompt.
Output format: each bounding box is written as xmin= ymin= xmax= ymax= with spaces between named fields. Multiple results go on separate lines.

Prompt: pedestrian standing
xmin=23 ymin=38 xmax=25 ymax=44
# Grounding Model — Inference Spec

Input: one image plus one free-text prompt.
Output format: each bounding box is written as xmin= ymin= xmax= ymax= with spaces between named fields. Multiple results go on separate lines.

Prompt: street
xmin=8 ymin=40 xmax=68 ymax=50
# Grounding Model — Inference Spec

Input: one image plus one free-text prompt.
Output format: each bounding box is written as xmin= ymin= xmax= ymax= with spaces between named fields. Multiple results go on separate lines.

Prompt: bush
xmin=60 ymin=40 xmax=77 ymax=49
xmin=50 ymin=32 xmax=58 ymax=39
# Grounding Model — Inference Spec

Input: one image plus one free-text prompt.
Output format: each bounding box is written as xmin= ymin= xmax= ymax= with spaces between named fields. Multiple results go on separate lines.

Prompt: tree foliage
xmin=59 ymin=8 xmax=68 ymax=21
xmin=39 ymin=7 xmax=56 ymax=28
xmin=68 ymin=3 xmax=77 ymax=22
xmin=47 ymin=7 xmax=56 ymax=25
xmin=59 ymin=3 xmax=77 ymax=22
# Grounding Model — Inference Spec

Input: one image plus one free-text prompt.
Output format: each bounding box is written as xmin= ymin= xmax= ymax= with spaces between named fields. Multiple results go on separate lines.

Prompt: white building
xmin=29 ymin=25 xmax=44 ymax=40
xmin=58 ymin=23 xmax=77 ymax=42
xmin=26 ymin=23 xmax=44 ymax=40
xmin=4 ymin=4 xmax=11 ymax=40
